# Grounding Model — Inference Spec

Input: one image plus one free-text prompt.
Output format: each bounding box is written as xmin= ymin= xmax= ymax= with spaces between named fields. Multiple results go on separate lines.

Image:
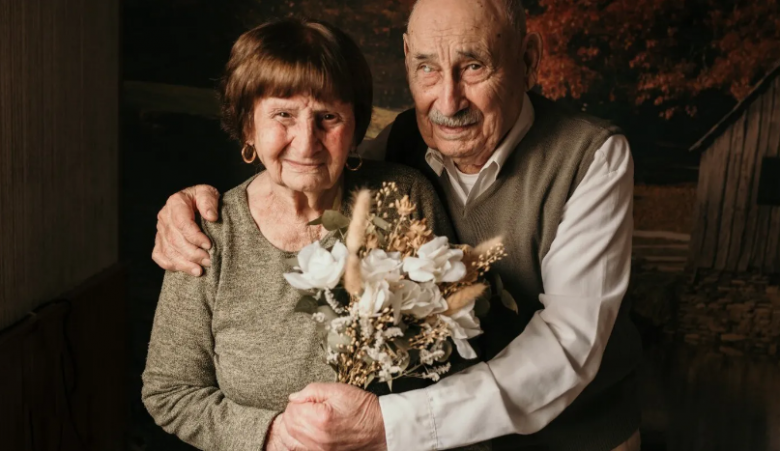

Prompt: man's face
xmin=405 ymin=0 xmax=529 ymax=166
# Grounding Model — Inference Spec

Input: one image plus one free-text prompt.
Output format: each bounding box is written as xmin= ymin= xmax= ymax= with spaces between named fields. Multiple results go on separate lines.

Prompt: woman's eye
xmin=467 ymin=63 xmax=482 ymax=71
xmin=322 ymin=113 xmax=337 ymax=121
xmin=276 ymin=112 xmax=291 ymax=118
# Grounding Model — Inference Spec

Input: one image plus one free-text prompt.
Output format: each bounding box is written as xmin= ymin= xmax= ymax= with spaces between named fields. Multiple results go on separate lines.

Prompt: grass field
xmin=634 ymin=184 xmax=697 ymax=234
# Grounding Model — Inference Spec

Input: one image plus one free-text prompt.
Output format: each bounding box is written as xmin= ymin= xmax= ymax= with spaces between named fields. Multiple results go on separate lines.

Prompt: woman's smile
xmin=283 ymin=159 xmax=326 ymax=173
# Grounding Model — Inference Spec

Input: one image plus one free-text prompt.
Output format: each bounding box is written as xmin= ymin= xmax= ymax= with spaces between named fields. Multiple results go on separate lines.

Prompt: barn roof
xmin=690 ymin=59 xmax=780 ymax=152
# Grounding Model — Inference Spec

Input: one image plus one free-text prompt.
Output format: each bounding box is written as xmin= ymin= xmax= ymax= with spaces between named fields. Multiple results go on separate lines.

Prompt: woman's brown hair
xmin=219 ymin=18 xmax=373 ymax=146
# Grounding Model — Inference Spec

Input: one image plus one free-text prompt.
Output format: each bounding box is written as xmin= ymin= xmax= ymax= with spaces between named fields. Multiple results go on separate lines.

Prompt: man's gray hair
xmin=408 ymin=0 xmax=526 ymax=38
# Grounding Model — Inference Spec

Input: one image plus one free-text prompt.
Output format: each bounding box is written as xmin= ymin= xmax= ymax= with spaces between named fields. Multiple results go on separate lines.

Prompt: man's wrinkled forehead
xmin=407 ymin=0 xmax=509 ymax=55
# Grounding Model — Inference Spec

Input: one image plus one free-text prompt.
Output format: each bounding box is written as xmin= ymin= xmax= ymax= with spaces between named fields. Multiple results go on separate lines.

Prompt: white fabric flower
xmin=358 ymin=280 xmax=393 ymax=316
xmin=391 ymin=280 xmax=448 ymax=323
xmin=438 ymin=300 xmax=482 ymax=359
xmin=402 ymin=236 xmax=466 ymax=283
xmin=283 ymin=241 xmax=347 ymax=291
xmin=361 ymin=249 xmax=403 ymax=283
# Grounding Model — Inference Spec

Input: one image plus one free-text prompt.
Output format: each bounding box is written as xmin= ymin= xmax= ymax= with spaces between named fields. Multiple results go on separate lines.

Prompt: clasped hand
xmin=265 ymin=382 xmax=388 ymax=451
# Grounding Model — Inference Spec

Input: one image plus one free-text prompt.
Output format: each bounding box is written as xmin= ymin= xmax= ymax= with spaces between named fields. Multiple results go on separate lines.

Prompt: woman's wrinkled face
xmin=250 ymin=95 xmax=355 ymax=194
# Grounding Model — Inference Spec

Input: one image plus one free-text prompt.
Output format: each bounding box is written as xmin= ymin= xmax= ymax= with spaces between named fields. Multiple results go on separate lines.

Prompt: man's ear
xmin=403 ymin=33 xmax=411 ymax=74
xmin=522 ymin=32 xmax=543 ymax=91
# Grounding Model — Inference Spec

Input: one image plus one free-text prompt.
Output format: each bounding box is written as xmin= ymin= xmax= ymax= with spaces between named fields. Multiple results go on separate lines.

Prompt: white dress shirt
xmin=358 ymin=95 xmax=634 ymax=450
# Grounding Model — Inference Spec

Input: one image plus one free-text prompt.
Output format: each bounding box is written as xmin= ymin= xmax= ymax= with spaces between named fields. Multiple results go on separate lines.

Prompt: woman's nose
xmin=290 ymin=118 xmax=321 ymax=157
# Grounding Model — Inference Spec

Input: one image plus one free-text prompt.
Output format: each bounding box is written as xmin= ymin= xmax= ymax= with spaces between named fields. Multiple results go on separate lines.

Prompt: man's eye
xmin=420 ymin=65 xmax=433 ymax=73
xmin=276 ymin=112 xmax=291 ymax=118
xmin=322 ymin=114 xmax=337 ymax=121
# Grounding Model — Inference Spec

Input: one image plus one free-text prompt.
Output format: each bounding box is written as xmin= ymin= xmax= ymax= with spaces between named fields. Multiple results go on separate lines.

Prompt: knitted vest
xmin=386 ymin=92 xmax=642 ymax=451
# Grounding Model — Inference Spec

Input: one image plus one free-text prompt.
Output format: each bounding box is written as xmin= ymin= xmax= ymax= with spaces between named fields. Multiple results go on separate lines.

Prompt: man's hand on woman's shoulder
xmin=152 ymin=184 xmax=221 ymax=276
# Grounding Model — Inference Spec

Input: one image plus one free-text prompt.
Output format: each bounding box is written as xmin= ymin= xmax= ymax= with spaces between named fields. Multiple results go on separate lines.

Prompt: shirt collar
xmin=425 ymin=92 xmax=535 ymax=176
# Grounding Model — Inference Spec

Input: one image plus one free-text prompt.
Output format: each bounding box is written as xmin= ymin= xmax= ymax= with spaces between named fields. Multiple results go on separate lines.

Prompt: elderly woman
xmin=141 ymin=18 xmax=467 ymax=451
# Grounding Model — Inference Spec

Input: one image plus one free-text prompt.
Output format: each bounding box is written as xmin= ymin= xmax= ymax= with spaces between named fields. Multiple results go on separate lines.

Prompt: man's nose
xmin=291 ymin=118 xmax=321 ymax=156
xmin=437 ymin=72 xmax=468 ymax=117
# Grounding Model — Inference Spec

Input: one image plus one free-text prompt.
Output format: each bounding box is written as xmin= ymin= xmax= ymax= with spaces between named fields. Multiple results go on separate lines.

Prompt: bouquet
xmin=283 ymin=182 xmax=508 ymax=390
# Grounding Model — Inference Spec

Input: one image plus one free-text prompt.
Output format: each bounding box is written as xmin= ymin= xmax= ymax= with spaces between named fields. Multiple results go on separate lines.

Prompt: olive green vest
xmin=386 ymin=92 xmax=642 ymax=451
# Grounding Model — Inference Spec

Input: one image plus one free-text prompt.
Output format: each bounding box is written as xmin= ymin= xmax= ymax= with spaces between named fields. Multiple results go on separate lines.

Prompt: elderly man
xmin=152 ymin=0 xmax=642 ymax=450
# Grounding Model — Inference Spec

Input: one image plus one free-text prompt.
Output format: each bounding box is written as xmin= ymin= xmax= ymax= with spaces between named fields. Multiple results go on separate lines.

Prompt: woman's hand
xmin=281 ymin=383 xmax=388 ymax=451
xmin=152 ymin=184 xmax=221 ymax=276
xmin=265 ymin=414 xmax=307 ymax=451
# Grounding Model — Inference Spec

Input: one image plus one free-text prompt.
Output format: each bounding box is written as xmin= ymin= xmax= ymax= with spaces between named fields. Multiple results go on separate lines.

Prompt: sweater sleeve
xmin=142 ymin=230 xmax=279 ymax=450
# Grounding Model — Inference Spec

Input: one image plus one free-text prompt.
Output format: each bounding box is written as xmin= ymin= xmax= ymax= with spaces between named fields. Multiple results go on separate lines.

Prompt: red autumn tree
xmin=528 ymin=0 xmax=780 ymax=118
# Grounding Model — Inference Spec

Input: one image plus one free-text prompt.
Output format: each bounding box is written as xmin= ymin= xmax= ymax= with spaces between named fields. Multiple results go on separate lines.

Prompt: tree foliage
xmin=528 ymin=0 xmax=780 ymax=118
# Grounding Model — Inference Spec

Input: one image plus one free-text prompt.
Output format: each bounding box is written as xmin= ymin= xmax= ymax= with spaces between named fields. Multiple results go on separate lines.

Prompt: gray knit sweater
xmin=142 ymin=161 xmax=476 ymax=451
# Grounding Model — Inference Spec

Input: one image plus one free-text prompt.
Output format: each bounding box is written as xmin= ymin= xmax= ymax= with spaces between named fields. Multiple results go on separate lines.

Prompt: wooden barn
xmin=689 ymin=61 xmax=780 ymax=274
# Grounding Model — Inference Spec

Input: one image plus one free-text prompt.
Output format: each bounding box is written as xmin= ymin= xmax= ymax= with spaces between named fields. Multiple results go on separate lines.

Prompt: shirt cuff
xmin=379 ymin=388 xmax=438 ymax=451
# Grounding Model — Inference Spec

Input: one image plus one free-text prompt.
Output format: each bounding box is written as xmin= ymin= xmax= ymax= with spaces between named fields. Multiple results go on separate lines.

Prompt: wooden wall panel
xmin=748 ymin=81 xmax=778 ymax=270
xmin=764 ymin=78 xmax=780 ymax=273
xmin=689 ymin=147 xmax=711 ymax=268
xmin=714 ymin=112 xmax=747 ymax=270
xmin=731 ymin=96 xmax=763 ymax=271
xmin=0 ymin=0 xmax=119 ymax=330
xmin=698 ymin=128 xmax=734 ymax=268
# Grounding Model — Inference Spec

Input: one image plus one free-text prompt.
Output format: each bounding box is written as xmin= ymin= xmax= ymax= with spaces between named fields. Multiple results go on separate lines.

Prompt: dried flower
xmin=392 ymin=280 xmax=448 ymax=323
xmin=365 ymin=234 xmax=380 ymax=250
xmin=344 ymin=254 xmax=363 ymax=295
xmin=347 ymin=189 xmax=372 ymax=254
xmin=396 ymin=195 xmax=416 ymax=216
xmin=361 ymin=249 xmax=403 ymax=284
xmin=405 ymin=219 xmax=432 ymax=248
xmin=283 ymin=241 xmax=348 ymax=290
xmin=358 ymin=281 xmax=393 ymax=316
xmin=403 ymin=237 xmax=466 ymax=283
xmin=438 ymin=303 xmax=482 ymax=359
xmin=286 ymin=184 xmax=506 ymax=391
xmin=443 ymin=283 xmax=486 ymax=316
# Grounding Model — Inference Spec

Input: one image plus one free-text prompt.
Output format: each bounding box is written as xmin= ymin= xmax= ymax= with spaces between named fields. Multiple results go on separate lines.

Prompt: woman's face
xmin=250 ymin=95 xmax=356 ymax=194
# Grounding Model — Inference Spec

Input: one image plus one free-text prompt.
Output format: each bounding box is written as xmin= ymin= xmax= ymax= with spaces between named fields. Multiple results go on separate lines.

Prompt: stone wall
xmin=673 ymin=271 xmax=780 ymax=357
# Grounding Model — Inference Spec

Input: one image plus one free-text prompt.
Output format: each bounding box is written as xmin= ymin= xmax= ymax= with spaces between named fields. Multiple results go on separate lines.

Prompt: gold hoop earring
xmin=345 ymin=153 xmax=363 ymax=171
xmin=241 ymin=143 xmax=257 ymax=164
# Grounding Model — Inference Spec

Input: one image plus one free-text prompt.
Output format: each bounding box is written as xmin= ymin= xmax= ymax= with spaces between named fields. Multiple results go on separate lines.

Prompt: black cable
xmin=58 ymin=299 xmax=88 ymax=451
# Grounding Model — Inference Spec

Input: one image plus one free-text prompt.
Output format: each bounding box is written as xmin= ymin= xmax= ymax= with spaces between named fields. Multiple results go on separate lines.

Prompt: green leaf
xmin=307 ymin=217 xmax=323 ymax=226
xmin=284 ymin=257 xmax=299 ymax=269
xmin=398 ymin=350 xmax=410 ymax=371
xmin=315 ymin=305 xmax=339 ymax=321
xmin=493 ymin=274 xmax=504 ymax=294
xmin=437 ymin=340 xmax=453 ymax=362
xmin=372 ymin=216 xmax=391 ymax=231
xmin=363 ymin=374 xmax=375 ymax=389
xmin=327 ymin=331 xmax=352 ymax=353
xmin=294 ymin=296 xmax=319 ymax=314
xmin=386 ymin=378 xmax=393 ymax=392
xmin=500 ymin=290 xmax=519 ymax=314
xmin=474 ymin=284 xmax=492 ymax=317
xmin=392 ymin=337 xmax=411 ymax=352
xmin=321 ymin=210 xmax=351 ymax=231
xmin=375 ymin=230 xmax=387 ymax=246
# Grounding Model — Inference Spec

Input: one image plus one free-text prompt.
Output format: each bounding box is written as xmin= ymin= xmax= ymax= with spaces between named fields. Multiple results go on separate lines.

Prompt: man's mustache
xmin=428 ymin=108 xmax=481 ymax=127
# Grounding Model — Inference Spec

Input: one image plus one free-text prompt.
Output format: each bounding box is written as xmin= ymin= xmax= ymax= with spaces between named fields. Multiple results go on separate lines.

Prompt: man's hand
xmin=281 ymin=382 xmax=387 ymax=451
xmin=152 ymin=184 xmax=221 ymax=276
xmin=265 ymin=414 xmax=307 ymax=451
